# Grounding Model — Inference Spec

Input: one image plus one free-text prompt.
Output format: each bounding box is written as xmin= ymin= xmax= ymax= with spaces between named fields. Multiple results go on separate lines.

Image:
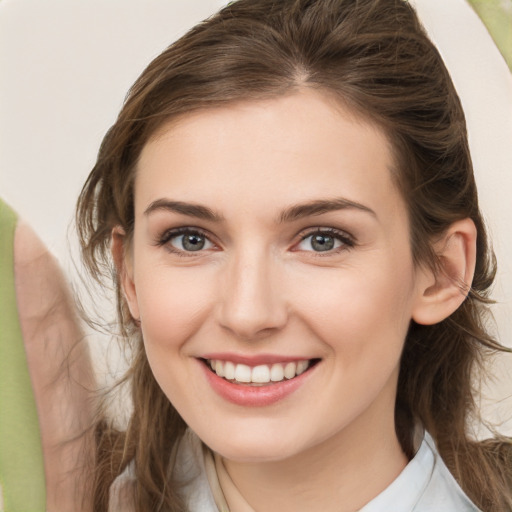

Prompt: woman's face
xmin=123 ymin=89 xmax=430 ymax=462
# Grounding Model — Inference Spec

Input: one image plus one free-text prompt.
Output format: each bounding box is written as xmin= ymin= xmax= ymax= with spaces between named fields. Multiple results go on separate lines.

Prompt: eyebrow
xmin=143 ymin=197 xmax=376 ymax=223
xmin=144 ymin=199 xmax=224 ymax=222
xmin=278 ymin=198 xmax=376 ymax=223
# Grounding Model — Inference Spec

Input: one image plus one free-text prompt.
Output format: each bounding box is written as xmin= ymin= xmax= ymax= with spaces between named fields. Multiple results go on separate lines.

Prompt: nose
xmin=216 ymin=249 xmax=288 ymax=341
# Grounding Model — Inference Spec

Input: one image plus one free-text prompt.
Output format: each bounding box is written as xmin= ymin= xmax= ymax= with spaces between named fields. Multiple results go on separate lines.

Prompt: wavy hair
xmin=77 ymin=0 xmax=512 ymax=510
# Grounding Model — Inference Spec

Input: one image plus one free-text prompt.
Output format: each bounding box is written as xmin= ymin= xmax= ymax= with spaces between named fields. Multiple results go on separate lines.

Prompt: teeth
xmin=234 ymin=364 xmax=252 ymax=383
xmin=208 ymin=359 xmax=312 ymax=384
xmin=251 ymin=365 xmax=270 ymax=383
xmin=270 ymin=363 xmax=284 ymax=382
xmin=296 ymin=360 xmax=308 ymax=375
xmin=284 ymin=362 xmax=296 ymax=379
xmin=224 ymin=361 xmax=235 ymax=380
xmin=215 ymin=360 xmax=224 ymax=378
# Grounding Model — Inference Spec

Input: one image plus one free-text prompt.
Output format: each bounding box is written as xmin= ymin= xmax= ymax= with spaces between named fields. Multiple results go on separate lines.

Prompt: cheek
xmin=133 ymin=265 xmax=217 ymax=411
xmin=292 ymin=261 xmax=416 ymax=364
xmin=292 ymin=266 xmax=414 ymax=428
xmin=134 ymin=263 xmax=215 ymax=352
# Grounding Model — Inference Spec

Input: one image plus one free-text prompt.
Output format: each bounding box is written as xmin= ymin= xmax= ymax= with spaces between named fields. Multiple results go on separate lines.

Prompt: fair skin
xmin=114 ymin=89 xmax=476 ymax=511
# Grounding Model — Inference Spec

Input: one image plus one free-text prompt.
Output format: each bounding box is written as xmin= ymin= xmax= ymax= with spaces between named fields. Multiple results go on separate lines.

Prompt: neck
xmin=219 ymin=395 xmax=407 ymax=512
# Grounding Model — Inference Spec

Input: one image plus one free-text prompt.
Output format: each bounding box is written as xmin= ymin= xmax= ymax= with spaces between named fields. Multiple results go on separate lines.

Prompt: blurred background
xmin=0 ymin=0 xmax=511 ymax=433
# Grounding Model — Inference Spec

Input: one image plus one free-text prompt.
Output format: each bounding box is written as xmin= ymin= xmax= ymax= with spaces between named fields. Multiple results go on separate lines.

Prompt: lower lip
xmin=199 ymin=360 xmax=316 ymax=407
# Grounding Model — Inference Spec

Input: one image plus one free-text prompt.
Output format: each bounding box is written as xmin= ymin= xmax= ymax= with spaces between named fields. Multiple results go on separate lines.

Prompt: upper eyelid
xmin=293 ymin=227 xmax=356 ymax=252
xmin=296 ymin=226 xmax=355 ymax=241
xmin=158 ymin=226 xmax=213 ymax=241
xmin=157 ymin=228 xmax=218 ymax=257
xmin=155 ymin=225 xmax=355 ymax=250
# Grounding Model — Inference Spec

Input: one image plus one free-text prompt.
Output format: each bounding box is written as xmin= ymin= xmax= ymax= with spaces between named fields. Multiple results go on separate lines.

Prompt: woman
xmin=76 ymin=0 xmax=512 ymax=510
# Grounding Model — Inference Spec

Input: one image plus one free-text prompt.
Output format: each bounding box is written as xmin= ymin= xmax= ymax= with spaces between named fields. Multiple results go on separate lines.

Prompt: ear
xmin=111 ymin=226 xmax=140 ymax=321
xmin=412 ymin=218 xmax=477 ymax=326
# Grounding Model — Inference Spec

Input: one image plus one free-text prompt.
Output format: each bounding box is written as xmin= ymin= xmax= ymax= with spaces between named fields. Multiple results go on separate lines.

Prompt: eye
xmin=295 ymin=229 xmax=353 ymax=253
xmin=159 ymin=228 xmax=215 ymax=253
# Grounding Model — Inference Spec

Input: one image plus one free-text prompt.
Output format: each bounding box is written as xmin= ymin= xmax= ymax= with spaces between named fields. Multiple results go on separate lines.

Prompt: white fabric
xmin=358 ymin=432 xmax=481 ymax=511
xmin=110 ymin=429 xmax=481 ymax=511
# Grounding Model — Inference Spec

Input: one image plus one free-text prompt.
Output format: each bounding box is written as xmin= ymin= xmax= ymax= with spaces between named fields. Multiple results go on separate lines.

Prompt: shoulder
xmin=174 ymin=429 xmax=219 ymax=511
xmin=360 ymin=431 xmax=481 ymax=512
xmin=109 ymin=463 xmax=136 ymax=512
xmin=109 ymin=430 xmax=218 ymax=512
xmin=415 ymin=433 xmax=482 ymax=511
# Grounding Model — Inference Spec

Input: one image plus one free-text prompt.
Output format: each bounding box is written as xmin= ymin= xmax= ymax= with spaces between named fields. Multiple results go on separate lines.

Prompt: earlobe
xmin=111 ymin=226 xmax=140 ymax=321
xmin=412 ymin=218 xmax=477 ymax=326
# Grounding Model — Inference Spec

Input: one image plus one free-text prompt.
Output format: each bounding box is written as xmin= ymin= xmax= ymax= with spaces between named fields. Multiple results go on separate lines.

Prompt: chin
xmin=215 ymin=442 xmax=298 ymax=463
xmin=197 ymin=423 xmax=312 ymax=463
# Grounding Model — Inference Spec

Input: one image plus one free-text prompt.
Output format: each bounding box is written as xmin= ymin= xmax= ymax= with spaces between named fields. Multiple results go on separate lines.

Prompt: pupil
xmin=183 ymin=234 xmax=205 ymax=251
xmin=312 ymin=234 xmax=334 ymax=251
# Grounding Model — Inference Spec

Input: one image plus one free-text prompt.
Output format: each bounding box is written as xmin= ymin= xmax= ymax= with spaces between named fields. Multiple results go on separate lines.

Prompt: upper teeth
xmin=208 ymin=360 xmax=310 ymax=384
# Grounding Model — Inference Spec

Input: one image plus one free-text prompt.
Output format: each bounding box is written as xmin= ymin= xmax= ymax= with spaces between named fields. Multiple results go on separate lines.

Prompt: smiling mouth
xmin=203 ymin=358 xmax=320 ymax=386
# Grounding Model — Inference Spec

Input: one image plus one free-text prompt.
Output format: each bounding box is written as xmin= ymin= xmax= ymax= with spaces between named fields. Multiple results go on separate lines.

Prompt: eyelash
xmin=156 ymin=227 xmax=216 ymax=257
xmin=156 ymin=226 xmax=355 ymax=256
xmin=295 ymin=228 xmax=355 ymax=255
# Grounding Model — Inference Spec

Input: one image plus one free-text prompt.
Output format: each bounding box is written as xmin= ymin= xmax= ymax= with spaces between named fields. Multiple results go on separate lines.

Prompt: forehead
xmin=135 ymin=89 xmax=403 ymax=221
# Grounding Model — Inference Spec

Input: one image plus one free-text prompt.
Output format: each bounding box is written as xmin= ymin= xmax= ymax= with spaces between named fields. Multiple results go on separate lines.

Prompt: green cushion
xmin=0 ymin=199 xmax=46 ymax=511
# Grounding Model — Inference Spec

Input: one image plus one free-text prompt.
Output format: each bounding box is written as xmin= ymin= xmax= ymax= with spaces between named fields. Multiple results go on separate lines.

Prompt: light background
xmin=0 ymin=0 xmax=511 ymax=433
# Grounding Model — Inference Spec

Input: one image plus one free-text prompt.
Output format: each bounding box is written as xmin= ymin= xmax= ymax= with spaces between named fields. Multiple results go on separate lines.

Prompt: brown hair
xmin=77 ymin=0 xmax=512 ymax=510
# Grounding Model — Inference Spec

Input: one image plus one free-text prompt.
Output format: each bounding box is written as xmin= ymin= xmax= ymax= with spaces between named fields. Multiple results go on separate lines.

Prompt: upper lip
xmin=200 ymin=352 xmax=318 ymax=366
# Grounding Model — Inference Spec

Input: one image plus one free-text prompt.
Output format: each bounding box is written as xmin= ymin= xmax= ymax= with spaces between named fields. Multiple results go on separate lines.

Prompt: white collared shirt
xmin=110 ymin=429 xmax=481 ymax=511
xmin=358 ymin=432 xmax=480 ymax=511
